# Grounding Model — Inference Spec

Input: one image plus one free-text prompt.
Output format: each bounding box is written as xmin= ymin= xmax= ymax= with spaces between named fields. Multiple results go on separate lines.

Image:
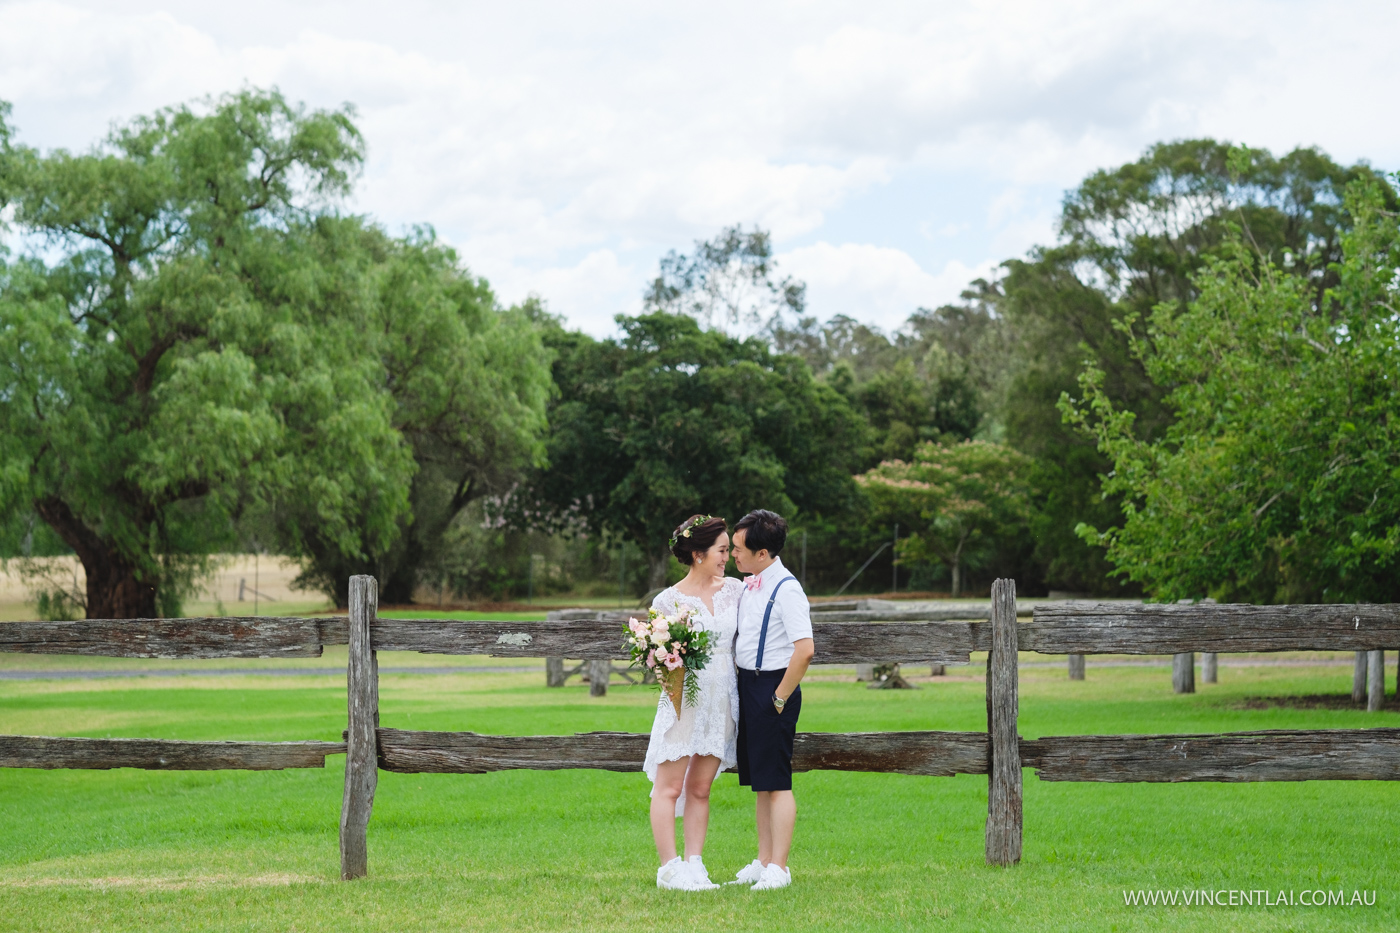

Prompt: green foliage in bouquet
xmin=624 ymin=605 xmax=713 ymax=708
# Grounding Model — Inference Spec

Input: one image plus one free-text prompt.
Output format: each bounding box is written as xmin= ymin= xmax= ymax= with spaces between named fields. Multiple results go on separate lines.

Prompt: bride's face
xmin=692 ymin=532 xmax=730 ymax=573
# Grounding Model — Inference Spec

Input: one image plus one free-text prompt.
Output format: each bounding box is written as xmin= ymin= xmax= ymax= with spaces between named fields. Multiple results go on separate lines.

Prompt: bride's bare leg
xmin=681 ymin=754 xmax=722 ymax=859
xmin=650 ymin=757 xmax=690 ymax=863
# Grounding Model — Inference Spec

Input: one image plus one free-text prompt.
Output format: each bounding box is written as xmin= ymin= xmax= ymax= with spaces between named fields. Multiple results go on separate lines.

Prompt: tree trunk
xmin=35 ymin=496 xmax=158 ymax=619
xmin=951 ymin=559 xmax=962 ymax=598
xmin=647 ymin=547 xmax=669 ymax=592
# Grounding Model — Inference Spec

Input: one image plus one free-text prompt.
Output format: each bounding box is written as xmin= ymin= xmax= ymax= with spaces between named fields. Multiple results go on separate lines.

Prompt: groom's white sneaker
xmin=751 ymin=862 xmax=792 ymax=890
xmin=727 ymin=859 xmax=765 ymax=885
xmin=657 ymin=857 xmax=694 ymax=889
xmin=685 ymin=856 xmax=719 ymax=890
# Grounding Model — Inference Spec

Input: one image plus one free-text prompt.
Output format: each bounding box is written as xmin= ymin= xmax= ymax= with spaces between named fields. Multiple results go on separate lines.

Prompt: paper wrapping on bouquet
xmin=663 ymin=668 xmax=684 ymax=716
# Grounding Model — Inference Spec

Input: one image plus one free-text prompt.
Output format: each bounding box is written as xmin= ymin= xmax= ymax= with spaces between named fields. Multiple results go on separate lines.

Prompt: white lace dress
xmin=643 ymin=577 xmax=742 ymax=816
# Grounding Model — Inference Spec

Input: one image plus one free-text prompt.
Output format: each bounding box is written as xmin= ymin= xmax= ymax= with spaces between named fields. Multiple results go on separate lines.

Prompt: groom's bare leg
xmin=755 ymin=791 xmax=773 ymax=864
xmin=766 ymin=790 xmax=796 ymax=868
xmin=682 ymin=755 xmax=722 ymax=859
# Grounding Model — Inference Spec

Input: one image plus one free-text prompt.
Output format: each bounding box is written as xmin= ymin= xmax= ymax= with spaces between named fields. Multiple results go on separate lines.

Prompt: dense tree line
xmin=3 ymin=87 xmax=1393 ymax=613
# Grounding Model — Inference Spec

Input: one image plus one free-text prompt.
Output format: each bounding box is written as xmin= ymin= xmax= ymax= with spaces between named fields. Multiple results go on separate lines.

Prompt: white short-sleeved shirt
xmin=733 ymin=556 xmax=813 ymax=671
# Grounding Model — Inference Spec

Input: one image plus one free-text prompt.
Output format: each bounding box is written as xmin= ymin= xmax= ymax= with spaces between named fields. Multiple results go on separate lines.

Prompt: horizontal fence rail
xmin=1027 ymin=603 xmax=1400 ymax=654
xmin=0 ymin=735 xmax=345 ymax=770
xmin=374 ymin=616 xmax=985 ymax=663
xmin=372 ymin=727 xmax=1400 ymax=784
xmin=374 ymin=729 xmax=990 ymax=777
xmin=0 ymin=616 xmax=348 ymax=658
xmin=1020 ymin=728 xmax=1400 ymax=782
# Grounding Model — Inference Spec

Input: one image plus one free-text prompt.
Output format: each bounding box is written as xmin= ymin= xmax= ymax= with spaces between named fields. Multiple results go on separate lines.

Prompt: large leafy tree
xmin=277 ymin=226 xmax=552 ymax=606
xmin=516 ymin=312 xmax=865 ymax=587
xmin=858 ymin=440 xmax=1033 ymax=597
xmin=0 ymin=90 xmax=404 ymax=618
xmin=1066 ymin=177 xmax=1400 ymax=603
xmin=995 ymin=139 xmax=1394 ymax=594
xmin=0 ymin=90 xmax=550 ymax=617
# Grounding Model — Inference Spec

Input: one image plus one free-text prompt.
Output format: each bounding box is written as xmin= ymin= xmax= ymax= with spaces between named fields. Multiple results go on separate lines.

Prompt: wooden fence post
xmin=588 ymin=659 xmax=610 ymax=697
xmin=1172 ymin=653 xmax=1195 ymax=694
xmin=1353 ymin=651 xmax=1368 ymax=703
xmin=1367 ymin=650 xmax=1384 ymax=712
xmin=546 ymin=657 xmax=565 ymax=687
xmin=1067 ymin=654 xmax=1084 ymax=680
xmin=1201 ymin=652 xmax=1218 ymax=684
xmin=985 ymin=578 xmax=1021 ymax=866
xmin=340 ymin=575 xmax=379 ymax=880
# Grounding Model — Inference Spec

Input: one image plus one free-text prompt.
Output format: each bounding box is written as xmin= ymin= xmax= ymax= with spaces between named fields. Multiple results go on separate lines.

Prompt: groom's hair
xmin=734 ymin=510 xmax=787 ymax=557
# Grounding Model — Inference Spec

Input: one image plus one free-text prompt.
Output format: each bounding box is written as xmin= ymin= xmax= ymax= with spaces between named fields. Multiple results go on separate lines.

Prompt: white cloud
xmin=482 ymin=249 xmax=639 ymax=336
xmin=779 ymin=242 xmax=997 ymax=331
xmin=2 ymin=0 xmax=1400 ymax=338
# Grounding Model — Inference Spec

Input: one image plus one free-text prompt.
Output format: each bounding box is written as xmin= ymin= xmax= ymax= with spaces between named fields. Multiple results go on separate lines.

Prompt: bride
xmin=645 ymin=514 xmax=742 ymax=891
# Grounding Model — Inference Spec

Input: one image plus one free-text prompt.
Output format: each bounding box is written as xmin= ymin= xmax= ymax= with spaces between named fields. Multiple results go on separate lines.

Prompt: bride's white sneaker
xmin=656 ymin=857 xmax=693 ymax=889
xmin=685 ymin=855 xmax=719 ymax=890
xmin=751 ymin=862 xmax=792 ymax=890
xmin=727 ymin=858 xmax=766 ymax=885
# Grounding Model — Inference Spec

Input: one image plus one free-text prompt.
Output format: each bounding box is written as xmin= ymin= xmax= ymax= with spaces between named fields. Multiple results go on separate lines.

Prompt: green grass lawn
xmin=1 ymin=658 xmax=1397 ymax=931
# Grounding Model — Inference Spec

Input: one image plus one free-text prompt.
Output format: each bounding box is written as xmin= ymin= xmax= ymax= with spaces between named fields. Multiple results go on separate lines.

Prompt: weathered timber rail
xmin=0 ymin=616 xmax=348 ymax=657
xmin=373 ymin=728 xmax=990 ymax=777
xmin=1021 ymin=728 xmax=1400 ymax=782
xmin=0 ymin=735 xmax=345 ymax=770
xmin=3 ymin=579 xmax=1399 ymax=877
xmin=1025 ymin=603 xmax=1400 ymax=653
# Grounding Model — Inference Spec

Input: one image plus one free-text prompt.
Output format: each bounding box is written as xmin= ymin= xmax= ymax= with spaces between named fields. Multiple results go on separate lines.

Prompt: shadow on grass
xmin=1233 ymin=693 xmax=1400 ymax=711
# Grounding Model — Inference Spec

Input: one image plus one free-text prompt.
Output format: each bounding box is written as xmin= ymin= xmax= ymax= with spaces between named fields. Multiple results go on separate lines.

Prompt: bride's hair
xmin=670 ymin=515 xmax=727 ymax=565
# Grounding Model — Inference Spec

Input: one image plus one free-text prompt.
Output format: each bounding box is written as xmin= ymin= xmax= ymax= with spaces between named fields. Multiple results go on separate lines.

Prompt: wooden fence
xmin=3 ymin=577 xmax=1400 ymax=878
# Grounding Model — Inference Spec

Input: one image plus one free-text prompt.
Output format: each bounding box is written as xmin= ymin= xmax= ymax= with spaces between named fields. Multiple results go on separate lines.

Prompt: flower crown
xmin=669 ymin=515 xmax=714 ymax=548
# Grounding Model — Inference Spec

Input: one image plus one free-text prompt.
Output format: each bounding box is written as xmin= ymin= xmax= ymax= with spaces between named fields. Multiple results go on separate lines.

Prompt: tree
xmin=858 ymin=440 xmax=1033 ymax=597
xmin=643 ymin=225 xmax=805 ymax=334
xmin=0 ymin=92 xmax=426 ymax=617
xmin=514 ymin=312 xmax=865 ymax=588
xmin=1065 ymin=176 xmax=1400 ymax=603
xmin=277 ymin=228 xmax=552 ymax=606
xmin=994 ymin=139 xmax=1394 ymax=594
xmin=774 ymin=305 xmax=990 ymax=467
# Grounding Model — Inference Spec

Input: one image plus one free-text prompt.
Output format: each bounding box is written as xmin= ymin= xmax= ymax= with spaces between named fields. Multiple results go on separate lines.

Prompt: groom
xmin=729 ymin=509 xmax=814 ymax=891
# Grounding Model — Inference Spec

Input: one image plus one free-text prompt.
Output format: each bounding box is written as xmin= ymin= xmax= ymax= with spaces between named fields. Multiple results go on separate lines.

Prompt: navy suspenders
xmin=737 ymin=576 xmax=794 ymax=674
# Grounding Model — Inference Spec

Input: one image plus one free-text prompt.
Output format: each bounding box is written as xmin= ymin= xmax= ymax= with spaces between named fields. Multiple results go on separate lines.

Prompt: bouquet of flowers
xmin=624 ymin=605 xmax=713 ymax=715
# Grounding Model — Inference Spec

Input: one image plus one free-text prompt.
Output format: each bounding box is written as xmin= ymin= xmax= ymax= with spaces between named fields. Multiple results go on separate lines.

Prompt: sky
xmin=2 ymin=0 xmax=1398 ymax=336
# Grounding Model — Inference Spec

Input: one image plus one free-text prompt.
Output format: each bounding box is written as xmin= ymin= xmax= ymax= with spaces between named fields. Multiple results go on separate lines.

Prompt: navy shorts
xmin=736 ymin=667 xmax=801 ymax=792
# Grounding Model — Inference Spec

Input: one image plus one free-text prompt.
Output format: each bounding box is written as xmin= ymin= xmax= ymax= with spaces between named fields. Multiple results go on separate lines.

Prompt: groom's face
xmin=730 ymin=529 xmax=770 ymax=575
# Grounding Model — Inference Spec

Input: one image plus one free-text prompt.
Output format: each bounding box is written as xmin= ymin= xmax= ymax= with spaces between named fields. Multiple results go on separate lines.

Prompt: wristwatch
xmin=773 ymin=693 xmax=787 ymax=711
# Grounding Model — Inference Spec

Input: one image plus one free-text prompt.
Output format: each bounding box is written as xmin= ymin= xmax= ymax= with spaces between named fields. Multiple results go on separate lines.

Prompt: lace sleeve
xmin=650 ymin=587 xmax=676 ymax=614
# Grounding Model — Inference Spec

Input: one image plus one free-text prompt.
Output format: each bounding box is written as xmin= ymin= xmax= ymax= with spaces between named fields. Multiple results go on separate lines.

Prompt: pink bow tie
xmin=745 ymin=574 xmax=763 ymax=591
